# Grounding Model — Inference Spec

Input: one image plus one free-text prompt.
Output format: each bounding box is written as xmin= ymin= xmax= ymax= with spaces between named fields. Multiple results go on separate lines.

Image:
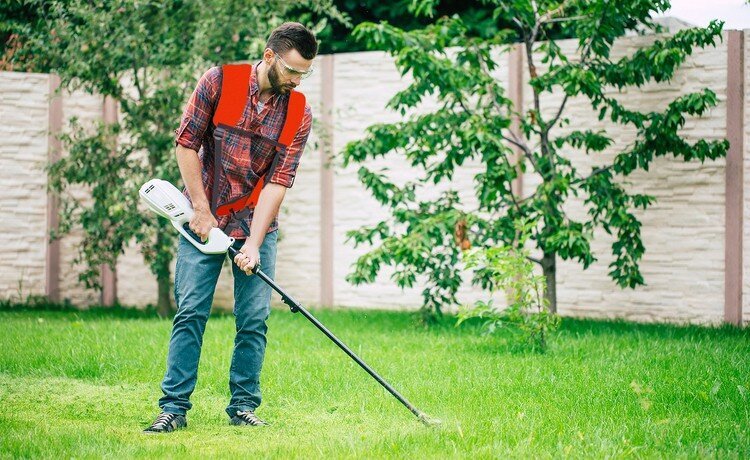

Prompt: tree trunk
xmin=541 ymin=252 xmax=557 ymax=314
xmin=157 ymin=270 xmax=172 ymax=317
xmin=155 ymin=230 xmax=175 ymax=317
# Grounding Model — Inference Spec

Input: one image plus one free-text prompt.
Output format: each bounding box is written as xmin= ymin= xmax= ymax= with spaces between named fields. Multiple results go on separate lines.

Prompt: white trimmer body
xmin=139 ymin=179 xmax=234 ymax=254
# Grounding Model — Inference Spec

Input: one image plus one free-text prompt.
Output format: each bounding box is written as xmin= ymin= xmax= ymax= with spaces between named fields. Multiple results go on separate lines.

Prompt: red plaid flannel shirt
xmin=174 ymin=62 xmax=312 ymax=238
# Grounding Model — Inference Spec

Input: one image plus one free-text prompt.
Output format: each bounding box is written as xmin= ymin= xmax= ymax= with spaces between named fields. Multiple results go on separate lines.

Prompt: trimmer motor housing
xmin=139 ymin=179 xmax=235 ymax=254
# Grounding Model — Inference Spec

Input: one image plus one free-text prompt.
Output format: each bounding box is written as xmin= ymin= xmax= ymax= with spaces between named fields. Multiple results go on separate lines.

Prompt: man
xmin=144 ymin=22 xmax=316 ymax=433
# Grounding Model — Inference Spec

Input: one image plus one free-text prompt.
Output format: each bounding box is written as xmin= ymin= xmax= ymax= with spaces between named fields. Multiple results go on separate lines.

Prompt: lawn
xmin=0 ymin=306 xmax=748 ymax=458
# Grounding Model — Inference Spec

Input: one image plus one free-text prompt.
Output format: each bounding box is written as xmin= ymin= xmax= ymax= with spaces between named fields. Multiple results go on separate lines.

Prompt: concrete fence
xmin=1 ymin=30 xmax=748 ymax=325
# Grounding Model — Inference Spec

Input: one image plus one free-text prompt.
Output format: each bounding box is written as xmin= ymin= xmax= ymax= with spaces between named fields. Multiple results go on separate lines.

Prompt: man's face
xmin=266 ymin=48 xmax=314 ymax=95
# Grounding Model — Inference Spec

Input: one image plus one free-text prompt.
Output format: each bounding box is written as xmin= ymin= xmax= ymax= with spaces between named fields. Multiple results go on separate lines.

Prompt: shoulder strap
xmin=211 ymin=64 xmax=251 ymax=216
xmin=277 ymin=90 xmax=306 ymax=148
xmin=258 ymin=89 xmax=306 ymax=185
xmin=213 ymin=64 xmax=252 ymax=127
xmin=261 ymin=89 xmax=306 ymax=184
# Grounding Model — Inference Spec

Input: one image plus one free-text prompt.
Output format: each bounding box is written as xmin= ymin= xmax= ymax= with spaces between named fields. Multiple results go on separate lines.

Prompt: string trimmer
xmin=139 ymin=179 xmax=439 ymax=426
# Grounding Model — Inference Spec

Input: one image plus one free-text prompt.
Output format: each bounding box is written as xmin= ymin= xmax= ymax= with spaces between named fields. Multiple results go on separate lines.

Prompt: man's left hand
xmin=234 ymin=241 xmax=261 ymax=275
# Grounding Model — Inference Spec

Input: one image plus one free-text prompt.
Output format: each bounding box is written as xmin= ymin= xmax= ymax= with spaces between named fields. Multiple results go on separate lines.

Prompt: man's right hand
xmin=189 ymin=207 xmax=218 ymax=242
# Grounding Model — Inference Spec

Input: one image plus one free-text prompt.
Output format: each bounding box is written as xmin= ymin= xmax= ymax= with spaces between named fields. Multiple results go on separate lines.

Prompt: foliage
xmin=343 ymin=0 xmax=728 ymax=319
xmin=345 ymin=191 xmax=470 ymax=324
xmin=457 ymin=221 xmax=559 ymax=351
xmin=13 ymin=0 xmax=345 ymax=315
xmin=311 ymin=0 xmax=512 ymax=53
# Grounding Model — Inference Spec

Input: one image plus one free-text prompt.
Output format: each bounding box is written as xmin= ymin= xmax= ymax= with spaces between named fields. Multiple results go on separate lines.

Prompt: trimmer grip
xmin=173 ymin=222 xmax=234 ymax=254
xmin=227 ymin=246 xmax=261 ymax=274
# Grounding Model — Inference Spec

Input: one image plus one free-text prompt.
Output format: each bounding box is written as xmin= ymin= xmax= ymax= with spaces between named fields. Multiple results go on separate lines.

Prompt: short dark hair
xmin=266 ymin=22 xmax=318 ymax=60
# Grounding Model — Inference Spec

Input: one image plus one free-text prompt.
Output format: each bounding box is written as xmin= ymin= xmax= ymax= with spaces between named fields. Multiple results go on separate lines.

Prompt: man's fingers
xmin=232 ymin=248 xmax=260 ymax=275
xmin=188 ymin=223 xmax=210 ymax=243
xmin=233 ymin=254 xmax=252 ymax=273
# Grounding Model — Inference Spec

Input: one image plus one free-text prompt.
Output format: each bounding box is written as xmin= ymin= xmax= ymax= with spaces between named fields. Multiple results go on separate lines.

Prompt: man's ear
xmin=262 ymin=48 xmax=275 ymax=64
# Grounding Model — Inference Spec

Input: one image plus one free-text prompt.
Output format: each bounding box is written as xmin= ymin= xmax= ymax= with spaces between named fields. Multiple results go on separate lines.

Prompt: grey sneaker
xmin=143 ymin=412 xmax=187 ymax=433
xmin=230 ymin=410 xmax=268 ymax=426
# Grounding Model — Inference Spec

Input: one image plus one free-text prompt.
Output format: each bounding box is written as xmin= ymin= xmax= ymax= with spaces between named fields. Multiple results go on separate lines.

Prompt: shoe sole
xmin=142 ymin=425 xmax=187 ymax=434
xmin=229 ymin=420 xmax=268 ymax=427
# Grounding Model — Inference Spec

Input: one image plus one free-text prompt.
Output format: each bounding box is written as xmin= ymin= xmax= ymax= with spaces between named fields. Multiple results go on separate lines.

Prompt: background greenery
xmin=1 ymin=0 xmax=349 ymax=316
xmin=343 ymin=0 xmax=727 ymax=320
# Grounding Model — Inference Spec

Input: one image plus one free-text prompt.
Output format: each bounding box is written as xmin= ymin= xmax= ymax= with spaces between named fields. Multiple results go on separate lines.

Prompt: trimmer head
xmin=417 ymin=412 xmax=442 ymax=427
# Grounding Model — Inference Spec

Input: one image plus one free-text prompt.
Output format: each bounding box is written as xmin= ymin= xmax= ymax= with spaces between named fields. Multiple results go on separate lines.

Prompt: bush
xmin=457 ymin=242 xmax=560 ymax=352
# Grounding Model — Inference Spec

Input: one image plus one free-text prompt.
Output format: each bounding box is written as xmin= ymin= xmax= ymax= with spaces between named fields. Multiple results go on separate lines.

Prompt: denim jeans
xmin=158 ymin=230 xmax=278 ymax=417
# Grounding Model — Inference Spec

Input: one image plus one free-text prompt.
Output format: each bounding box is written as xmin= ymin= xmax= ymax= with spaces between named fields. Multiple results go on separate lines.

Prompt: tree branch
xmin=537 ymin=1 xmax=571 ymax=25
xmin=574 ymin=164 xmax=615 ymax=185
xmin=542 ymin=15 xmax=588 ymax=24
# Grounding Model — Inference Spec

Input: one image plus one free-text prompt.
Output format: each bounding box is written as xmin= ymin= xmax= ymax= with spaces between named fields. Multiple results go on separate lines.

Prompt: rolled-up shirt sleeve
xmin=269 ymin=105 xmax=312 ymax=188
xmin=174 ymin=66 xmax=221 ymax=151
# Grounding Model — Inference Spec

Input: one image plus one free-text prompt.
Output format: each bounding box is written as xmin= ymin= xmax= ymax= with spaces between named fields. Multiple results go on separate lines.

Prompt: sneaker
xmin=230 ymin=410 xmax=268 ymax=426
xmin=143 ymin=412 xmax=187 ymax=433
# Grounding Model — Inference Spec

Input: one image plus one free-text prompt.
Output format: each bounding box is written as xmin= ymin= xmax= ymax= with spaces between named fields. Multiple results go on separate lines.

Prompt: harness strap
xmin=209 ymin=63 xmax=307 ymax=233
xmin=212 ymin=64 xmax=251 ymax=127
xmin=216 ymin=124 xmax=288 ymax=152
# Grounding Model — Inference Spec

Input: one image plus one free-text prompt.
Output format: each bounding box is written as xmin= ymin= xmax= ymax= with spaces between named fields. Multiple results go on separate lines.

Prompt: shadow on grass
xmin=559 ymin=316 xmax=750 ymax=341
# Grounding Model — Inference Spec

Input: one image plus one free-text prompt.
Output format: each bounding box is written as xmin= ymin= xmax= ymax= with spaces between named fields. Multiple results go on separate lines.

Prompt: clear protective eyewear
xmin=274 ymin=52 xmax=314 ymax=80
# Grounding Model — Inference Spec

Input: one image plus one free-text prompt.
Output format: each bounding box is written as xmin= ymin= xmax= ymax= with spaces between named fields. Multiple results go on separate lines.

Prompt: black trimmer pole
xmin=228 ymin=247 xmax=439 ymax=426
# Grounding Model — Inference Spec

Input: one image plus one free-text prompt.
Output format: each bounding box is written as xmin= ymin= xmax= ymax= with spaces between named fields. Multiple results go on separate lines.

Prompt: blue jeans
xmin=158 ymin=230 xmax=278 ymax=417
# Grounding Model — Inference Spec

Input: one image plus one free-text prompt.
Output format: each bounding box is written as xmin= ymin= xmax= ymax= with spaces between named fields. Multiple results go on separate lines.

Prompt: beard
xmin=268 ymin=64 xmax=296 ymax=95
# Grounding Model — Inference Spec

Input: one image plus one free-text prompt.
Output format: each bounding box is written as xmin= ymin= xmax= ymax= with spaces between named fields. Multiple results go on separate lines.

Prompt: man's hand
xmin=189 ymin=207 xmax=218 ymax=242
xmin=234 ymin=240 xmax=261 ymax=275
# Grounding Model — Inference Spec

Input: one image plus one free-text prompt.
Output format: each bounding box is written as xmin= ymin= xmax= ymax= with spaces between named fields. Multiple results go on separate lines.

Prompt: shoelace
xmin=151 ymin=412 xmax=176 ymax=429
xmin=236 ymin=411 xmax=265 ymax=425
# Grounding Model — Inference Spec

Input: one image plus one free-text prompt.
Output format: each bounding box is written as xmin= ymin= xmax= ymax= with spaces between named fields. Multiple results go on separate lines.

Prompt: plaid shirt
xmin=174 ymin=62 xmax=313 ymax=238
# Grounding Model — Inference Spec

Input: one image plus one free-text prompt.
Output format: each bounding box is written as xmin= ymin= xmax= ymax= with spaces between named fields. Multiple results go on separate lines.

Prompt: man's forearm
xmin=248 ymin=183 xmax=287 ymax=246
xmin=175 ymin=144 xmax=210 ymax=212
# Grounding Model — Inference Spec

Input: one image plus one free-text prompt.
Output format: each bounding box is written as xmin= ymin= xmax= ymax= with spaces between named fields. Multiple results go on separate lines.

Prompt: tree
xmin=311 ymin=0 xmax=510 ymax=53
xmin=19 ymin=0 xmax=345 ymax=315
xmin=342 ymin=0 xmax=728 ymax=320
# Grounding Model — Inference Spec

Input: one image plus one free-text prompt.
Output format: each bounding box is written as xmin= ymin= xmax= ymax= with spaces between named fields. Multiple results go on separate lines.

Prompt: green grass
xmin=0 ymin=306 xmax=748 ymax=458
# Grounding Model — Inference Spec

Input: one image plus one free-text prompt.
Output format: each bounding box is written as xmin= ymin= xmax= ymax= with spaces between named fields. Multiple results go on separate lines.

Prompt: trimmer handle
xmin=227 ymin=246 xmax=261 ymax=274
xmin=174 ymin=222 xmax=234 ymax=255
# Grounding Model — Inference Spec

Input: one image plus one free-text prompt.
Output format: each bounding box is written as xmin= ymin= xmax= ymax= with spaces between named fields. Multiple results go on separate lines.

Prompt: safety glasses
xmin=274 ymin=52 xmax=314 ymax=80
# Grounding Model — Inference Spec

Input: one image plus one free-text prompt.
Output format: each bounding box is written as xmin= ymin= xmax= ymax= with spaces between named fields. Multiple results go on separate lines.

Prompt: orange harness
xmin=210 ymin=63 xmax=306 ymax=235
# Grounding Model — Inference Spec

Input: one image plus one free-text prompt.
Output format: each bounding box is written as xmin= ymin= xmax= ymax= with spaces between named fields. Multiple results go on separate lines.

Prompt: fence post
xmin=45 ymin=74 xmax=62 ymax=302
xmin=100 ymin=95 xmax=118 ymax=306
xmin=725 ymin=30 xmax=745 ymax=326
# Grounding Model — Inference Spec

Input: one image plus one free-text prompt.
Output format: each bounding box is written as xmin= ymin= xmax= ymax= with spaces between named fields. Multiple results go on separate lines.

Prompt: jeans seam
xmin=174 ymin=239 xmax=183 ymax=301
